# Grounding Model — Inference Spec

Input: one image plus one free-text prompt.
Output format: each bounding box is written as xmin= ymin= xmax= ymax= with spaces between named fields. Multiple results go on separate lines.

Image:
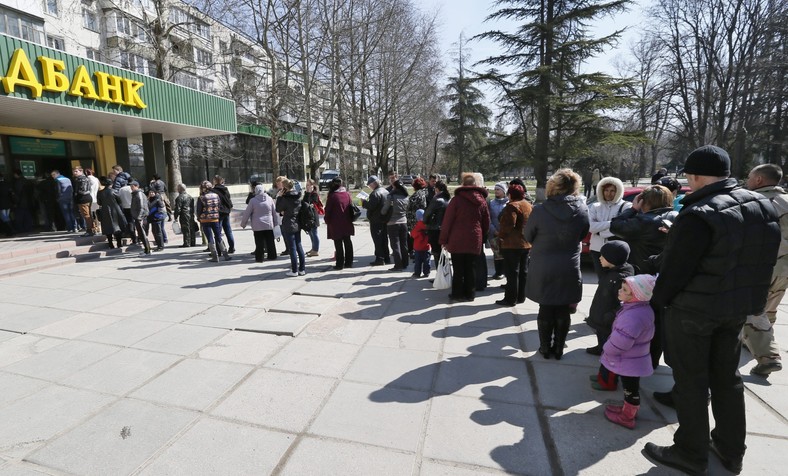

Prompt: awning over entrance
xmin=0 ymin=34 xmax=236 ymax=142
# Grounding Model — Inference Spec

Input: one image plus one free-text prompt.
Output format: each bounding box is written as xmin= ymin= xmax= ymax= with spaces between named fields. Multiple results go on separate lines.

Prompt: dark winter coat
xmin=0 ymin=179 xmax=13 ymax=209
xmin=96 ymin=187 xmax=127 ymax=235
xmin=587 ymin=263 xmax=635 ymax=333
xmin=363 ymin=186 xmax=389 ymax=224
xmin=174 ymin=192 xmax=194 ymax=221
xmin=324 ymin=188 xmax=355 ymax=240
xmin=439 ymin=186 xmax=490 ymax=255
xmin=130 ymin=190 xmax=149 ymax=220
xmin=147 ymin=194 xmax=166 ymax=222
xmin=523 ymin=194 xmax=590 ymax=305
xmin=610 ymin=206 xmax=678 ymax=273
xmin=112 ymin=171 xmax=131 ymax=191
xmin=424 ymin=193 xmax=448 ymax=231
xmin=304 ymin=190 xmax=322 ymax=228
xmin=212 ymin=183 xmax=234 ymax=215
xmin=276 ymin=190 xmax=302 ymax=234
xmin=74 ymin=175 xmax=92 ymax=205
xmin=406 ymin=188 xmax=428 ymax=230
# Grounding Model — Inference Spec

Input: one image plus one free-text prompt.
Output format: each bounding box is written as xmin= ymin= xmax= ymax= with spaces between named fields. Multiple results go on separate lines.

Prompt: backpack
xmin=297 ymin=199 xmax=318 ymax=231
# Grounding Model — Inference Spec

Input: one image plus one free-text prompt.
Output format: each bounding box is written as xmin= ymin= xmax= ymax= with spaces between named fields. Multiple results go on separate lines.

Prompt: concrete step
xmin=0 ymin=233 xmax=113 ymax=278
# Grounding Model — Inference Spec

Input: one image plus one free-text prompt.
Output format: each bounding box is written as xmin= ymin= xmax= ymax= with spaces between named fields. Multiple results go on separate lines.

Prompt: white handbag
xmin=433 ymin=248 xmax=452 ymax=290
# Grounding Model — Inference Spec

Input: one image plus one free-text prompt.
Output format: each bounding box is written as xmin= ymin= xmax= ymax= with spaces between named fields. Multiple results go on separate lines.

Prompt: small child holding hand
xmin=410 ymin=209 xmax=430 ymax=278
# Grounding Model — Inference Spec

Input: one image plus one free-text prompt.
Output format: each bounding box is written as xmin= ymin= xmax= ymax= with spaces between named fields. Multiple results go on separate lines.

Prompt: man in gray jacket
xmin=361 ymin=175 xmax=390 ymax=265
xmin=130 ymin=181 xmax=151 ymax=256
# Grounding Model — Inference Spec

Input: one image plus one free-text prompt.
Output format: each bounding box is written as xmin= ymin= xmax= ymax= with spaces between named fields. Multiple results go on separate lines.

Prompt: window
xmin=133 ymin=22 xmax=148 ymax=41
xmin=219 ymin=40 xmax=228 ymax=53
xmin=2 ymin=10 xmax=47 ymax=44
xmin=169 ymin=7 xmax=188 ymax=25
xmin=47 ymin=35 xmax=65 ymax=51
xmin=173 ymin=70 xmax=198 ymax=90
xmin=86 ymin=48 xmax=100 ymax=61
xmin=46 ymin=0 xmax=58 ymax=16
xmin=195 ymin=48 xmax=212 ymax=66
xmin=191 ymin=21 xmax=210 ymax=40
xmin=116 ymin=14 xmax=131 ymax=35
xmin=82 ymin=7 xmax=97 ymax=31
xmin=199 ymin=78 xmax=214 ymax=93
xmin=120 ymin=51 xmax=147 ymax=75
xmin=148 ymin=60 xmax=157 ymax=77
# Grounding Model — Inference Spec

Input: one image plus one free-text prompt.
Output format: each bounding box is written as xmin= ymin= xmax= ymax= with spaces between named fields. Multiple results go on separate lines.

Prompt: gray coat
xmin=275 ymin=190 xmax=302 ymax=234
xmin=382 ymin=189 xmax=409 ymax=225
xmin=524 ymin=194 xmax=590 ymax=305
xmin=130 ymin=190 xmax=149 ymax=220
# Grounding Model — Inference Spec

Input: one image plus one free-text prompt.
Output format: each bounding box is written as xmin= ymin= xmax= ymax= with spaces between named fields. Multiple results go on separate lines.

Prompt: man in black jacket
xmin=73 ymin=167 xmax=95 ymax=236
xmin=361 ymin=175 xmax=390 ymax=265
xmin=212 ymin=175 xmax=236 ymax=253
xmin=644 ymin=146 xmax=780 ymax=476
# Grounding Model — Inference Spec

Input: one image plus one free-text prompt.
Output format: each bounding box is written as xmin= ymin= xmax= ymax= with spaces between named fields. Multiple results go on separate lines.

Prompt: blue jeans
xmin=283 ymin=231 xmax=305 ymax=272
xmin=149 ymin=219 xmax=165 ymax=249
xmin=307 ymin=226 xmax=319 ymax=251
xmin=58 ymin=200 xmax=77 ymax=231
xmin=201 ymin=221 xmax=222 ymax=245
xmin=219 ymin=213 xmax=235 ymax=251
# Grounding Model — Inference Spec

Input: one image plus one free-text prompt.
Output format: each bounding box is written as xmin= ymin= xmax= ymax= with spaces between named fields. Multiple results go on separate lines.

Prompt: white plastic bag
xmin=273 ymin=226 xmax=282 ymax=240
xmin=433 ymin=248 xmax=452 ymax=290
xmin=172 ymin=221 xmax=182 ymax=235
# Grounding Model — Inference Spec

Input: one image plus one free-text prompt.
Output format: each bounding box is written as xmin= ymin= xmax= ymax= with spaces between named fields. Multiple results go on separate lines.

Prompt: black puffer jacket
xmin=524 ymin=194 xmax=590 ymax=305
xmin=275 ymin=190 xmax=302 ymax=234
xmin=212 ymin=183 xmax=234 ymax=215
xmin=587 ymin=263 xmax=634 ymax=332
xmin=610 ymin=206 xmax=678 ymax=273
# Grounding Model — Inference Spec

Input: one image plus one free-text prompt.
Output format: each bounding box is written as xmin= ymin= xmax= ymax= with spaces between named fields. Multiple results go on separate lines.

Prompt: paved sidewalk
xmin=0 ymin=225 xmax=786 ymax=475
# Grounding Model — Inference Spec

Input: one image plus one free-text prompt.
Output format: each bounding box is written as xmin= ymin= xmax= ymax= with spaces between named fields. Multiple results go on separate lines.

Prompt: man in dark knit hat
xmin=644 ymin=145 xmax=781 ymax=475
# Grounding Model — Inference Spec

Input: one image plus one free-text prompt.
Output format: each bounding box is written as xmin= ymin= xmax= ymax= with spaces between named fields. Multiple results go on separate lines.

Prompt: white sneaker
xmin=298 ymin=270 xmax=306 ymax=276
xmin=285 ymin=271 xmax=298 ymax=277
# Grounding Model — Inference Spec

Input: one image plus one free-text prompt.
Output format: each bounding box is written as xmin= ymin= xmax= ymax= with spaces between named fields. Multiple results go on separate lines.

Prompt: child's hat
xmin=624 ymin=274 xmax=657 ymax=301
xmin=600 ymin=241 xmax=630 ymax=266
xmin=415 ymin=209 xmax=425 ymax=221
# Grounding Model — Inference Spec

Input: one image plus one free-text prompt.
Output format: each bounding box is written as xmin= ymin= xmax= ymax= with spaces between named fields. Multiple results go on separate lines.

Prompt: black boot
xmin=537 ymin=319 xmax=553 ymax=359
xmin=552 ymin=314 xmax=571 ymax=360
xmin=492 ymin=260 xmax=504 ymax=279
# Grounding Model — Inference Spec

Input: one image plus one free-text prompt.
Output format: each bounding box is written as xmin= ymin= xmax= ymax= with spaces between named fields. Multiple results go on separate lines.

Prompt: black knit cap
xmin=600 ymin=241 xmax=630 ymax=267
xmin=682 ymin=145 xmax=730 ymax=177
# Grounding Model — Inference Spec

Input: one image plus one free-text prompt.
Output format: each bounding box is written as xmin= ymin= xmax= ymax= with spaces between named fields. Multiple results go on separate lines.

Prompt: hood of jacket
xmin=544 ymin=194 xmax=587 ymax=222
xmin=596 ymin=177 xmax=625 ymax=203
xmin=454 ymin=186 xmax=489 ymax=207
xmin=283 ymin=190 xmax=302 ymax=200
xmin=252 ymin=192 xmax=270 ymax=205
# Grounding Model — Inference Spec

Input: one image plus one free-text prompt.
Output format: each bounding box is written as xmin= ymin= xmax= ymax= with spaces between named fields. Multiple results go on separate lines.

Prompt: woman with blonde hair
xmin=275 ymin=178 xmax=306 ymax=276
xmin=524 ymin=168 xmax=590 ymax=359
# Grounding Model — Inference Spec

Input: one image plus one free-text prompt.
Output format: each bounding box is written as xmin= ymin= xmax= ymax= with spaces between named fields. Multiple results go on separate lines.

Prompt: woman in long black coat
xmin=96 ymin=177 xmax=127 ymax=248
xmin=524 ymin=169 xmax=590 ymax=359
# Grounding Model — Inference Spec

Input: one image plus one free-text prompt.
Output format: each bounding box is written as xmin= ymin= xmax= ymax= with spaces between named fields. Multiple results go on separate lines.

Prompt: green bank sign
xmin=9 ymin=136 xmax=66 ymax=156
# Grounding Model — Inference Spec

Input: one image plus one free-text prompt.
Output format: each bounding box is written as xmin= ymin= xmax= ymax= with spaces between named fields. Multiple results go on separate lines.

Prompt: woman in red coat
xmin=439 ymin=173 xmax=490 ymax=302
xmin=324 ymin=177 xmax=355 ymax=270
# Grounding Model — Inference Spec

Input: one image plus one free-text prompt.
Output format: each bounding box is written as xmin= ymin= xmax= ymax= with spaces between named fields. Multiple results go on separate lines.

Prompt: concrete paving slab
xmin=183 ymin=304 xmax=260 ymax=329
xmin=264 ymin=337 xmax=359 ymax=378
xmin=105 ymin=297 xmax=167 ymax=317
xmin=136 ymin=300 xmax=215 ymax=323
xmin=280 ymin=437 xmax=416 ymax=476
xmin=298 ymin=313 xmax=380 ymax=344
xmin=345 ymin=345 xmax=439 ymax=391
xmin=446 ymin=306 xmax=520 ymax=330
xmin=131 ymin=324 xmax=227 ymax=356
xmin=366 ymin=321 xmax=445 ymax=352
xmin=46 ymin=292 xmax=119 ymax=312
xmin=138 ymin=417 xmax=294 ymax=475
xmin=0 ymin=308 xmax=77 ymax=334
xmin=131 ymin=358 xmax=251 ymax=410
xmin=0 ymin=302 xmax=35 ymax=318
xmin=0 ymin=385 xmax=114 ymax=452
xmin=434 ymin=355 xmax=534 ymax=405
xmin=0 ymin=330 xmax=18 ymax=343
xmin=236 ymin=311 xmax=319 ymax=336
xmin=419 ymin=460 xmax=510 ymax=476
xmin=310 ymin=381 xmax=429 ymax=452
xmin=63 ymin=348 xmax=181 ymax=396
xmin=197 ymin=330 xmax=290 ymax=365
xmin=211 ymin=368 xmax=335 ymax=433
xmin=0 ymin=372 xmax=49 ymax=407
xmin=79 ymin=319 xmax=172 ymax=347
xmin=268 ymin=294 xmax=338 ymax=315
xmin=442 ymin=326 xmax=524 ymax=359
xmin=29 ymin=312 xmax=125 ymax=339
xmin=423 ymin=396 xmax=550 ymax=474
xmin=0 ymin=335 xmax=64 ymax=368
xmin=219 ymin=287 xmax=295 ymax=309
xmin=0 ymin=461 xmax=60 ymax=475
xmin=294 ymin=280 xmax=356 ymax=298
xmin=25 ymin=399 xmax=197 ymax=476
xmin=3 ymin=340 xmax=119 ymax=382
xmin=737 ymin=434 xmax=788 ymax=474
xmin=742 ymin=391 xmax=788 ymax=438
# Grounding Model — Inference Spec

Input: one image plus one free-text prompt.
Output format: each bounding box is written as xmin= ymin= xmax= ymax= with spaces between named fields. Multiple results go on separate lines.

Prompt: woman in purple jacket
xmin=240 ymin=184 xmax=280 ymax=262
xmin=592 ymin=274 xmax=656 ymax=429
xmin=324 ymin=178 xmax=355 ymax=270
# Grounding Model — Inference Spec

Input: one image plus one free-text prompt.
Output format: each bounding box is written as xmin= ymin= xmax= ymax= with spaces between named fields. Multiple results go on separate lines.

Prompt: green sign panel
xmin=18 ymin=160 xmax=36 ymax=177
xmin=9 ymin=137 xmax=66 ymax=156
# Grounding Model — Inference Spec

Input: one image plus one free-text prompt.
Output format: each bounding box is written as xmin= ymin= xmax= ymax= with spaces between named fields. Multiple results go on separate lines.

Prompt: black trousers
xmin=450 ymin=252 xmax=477 ymax=300
xmin=253 ymin=230 xmax=276 ymax=261
xmin=427 ymin=229 xmax=442 ymax=264
xmin=133 ymin=219 xmax=150 ymax=253
xmin=370 ymin=222 xmax=390 ymax=262
xmin=664 ymin=307 xmax=746 ymax=465
xmin=501 ymin=248 xmax=528 ymax=303
xmin=387 ymin=223 xmax=408 ymax=268
xmin=123 ymin=208 xmax=137 ymax=242
xmin=537 ymin=304 xmax=572 ymax=354
xmin=333 ymin=236 xmax=354 ymax=268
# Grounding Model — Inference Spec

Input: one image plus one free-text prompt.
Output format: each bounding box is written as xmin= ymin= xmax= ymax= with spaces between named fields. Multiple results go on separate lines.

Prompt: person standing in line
xmin=439 ymin=173 xmax=490 ymax=302
xmin=644 ymin=146 xmax=780 ymax=476
xmin=424 ymin=181 xmax=450 ymax=267
xmin=85 ymin=168 xmax=101 ymax=235
xmin=96 ymin=177 xmax=127 ymax=249
xmin=362 ymin=175 xmax=391 ymax=266
xmin=524 ymin=169 xmax=589 ymax=360
xmin=11 ymin=169 xmax=34 ymax=233
xmin=587 ymin=176 xmax=631 ymax=279
xmin=73 ymin=167 xmax=95 ymax=237
xmin=743 ymin=163 xmax=788 ymax=377
xmin=406 ymin=177 xmax=428 ymax=258
xmin=196 ymin=180 xmax=230 ymax=262
xmin=147 ymin=189 xmax=166 ymax=251
xmin=212 ymin=175 xmax=236 ymax=254
xmin=173 ymin=184 xmax=196 ymax=248
xmin=488 ymin=181 xmax=509 ymax=280
xmin=303 ymin=178 xmax=323 ymax=257
xmin=410 ymin=209 xmax=430 ymax=277
xmin=425 ymin=174 xmax=438 ymax=205
xmin=129 ymin=181 xmax=151 ymax=256
xmin=51 ymin=169 xmax=77 ymax=233
xmin=111 ymin=165 xmax=131 ymax=191
xmin=276 ymin=178 xmax=306 ymax=276
xmin=382 ymin=179 xmax=410 ymax=271
xmin=495 ymin=184 xmax=532 ymax=306
xmin=324 ymin=177 xmax=354 ymax=270
xmin=118 ymin=179 xmax=136 ymax=245
xmin=240 ymin=184 xmax=279 ymax=262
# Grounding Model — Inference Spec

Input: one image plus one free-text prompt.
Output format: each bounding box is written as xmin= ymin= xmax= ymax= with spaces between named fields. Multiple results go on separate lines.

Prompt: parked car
xmin=580 ymin=185 xmax=690 ymax=255
xmin=400 ymin=174 xmax=416 ymax=185
xmin=319 ymin=170 xmax=340 ymax=191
